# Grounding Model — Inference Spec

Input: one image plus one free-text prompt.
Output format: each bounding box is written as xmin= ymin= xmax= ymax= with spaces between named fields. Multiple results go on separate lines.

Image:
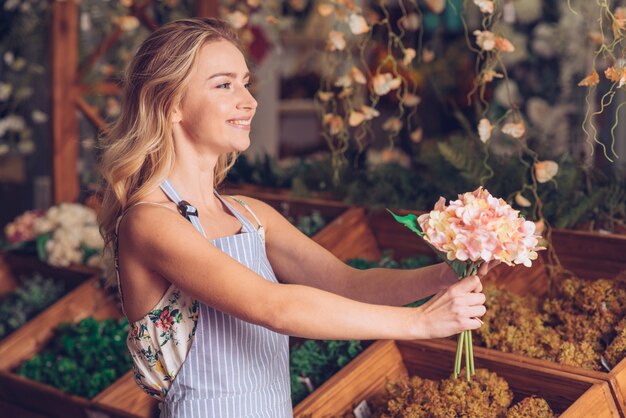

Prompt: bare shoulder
xmin=229 ymin=195 xmax=282 ymax=223
xmin=118 ymin=202 xmax=187 ymax=252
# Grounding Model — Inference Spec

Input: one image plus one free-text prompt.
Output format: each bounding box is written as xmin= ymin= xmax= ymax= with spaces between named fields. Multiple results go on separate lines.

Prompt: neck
xmin=166 ymin=130 xmax=222 ymax=211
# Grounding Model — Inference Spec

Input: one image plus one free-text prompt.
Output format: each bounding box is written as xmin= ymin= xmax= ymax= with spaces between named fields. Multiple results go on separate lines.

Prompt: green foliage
xmin=437 ymin=137 xmax=489 ymax=188
xmin=0 ymin=274 xmax=65 ymax=340
xmin=292 ymin=211 xmax=326 ymax=237
xmin=290 ymin=339 xmax=363 ymax=405
xmin=17 ymin=317 xmax=131 ymax=399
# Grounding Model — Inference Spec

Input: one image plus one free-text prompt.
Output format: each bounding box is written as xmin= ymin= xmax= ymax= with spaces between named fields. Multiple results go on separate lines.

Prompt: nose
xmin=238 ymin=85 xmax=257 ymax=111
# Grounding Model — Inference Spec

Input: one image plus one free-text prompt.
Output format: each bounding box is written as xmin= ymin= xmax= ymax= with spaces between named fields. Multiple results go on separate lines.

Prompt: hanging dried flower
xmin=334 ymin=74 xmax=352 ymax=88
xmin=226 ymin=11 xmax=248 ymax=30
xmin=502 ymin=122 xmax=525 ymax=139
xmin=410 ymin=127 xmax=423 ymax=143
xmin=474 ymin=30 xmax=496 ymax=51
xmin=425 ymin=0 xmax=446 ymax=14
xmin=348 ymin=111 xmax=366 ymax=127
xmin=323 ymin=114 xmax=344 ymax=135
xmin=382 ymin=117 xmax=403 ymax=133
xmin=372 ymin=73 xmax=402 ymax=96
xmin=534 ymin=160 xmax=559 ymax=183
xmin=514 ymin=192 xmax=532 ymax=208
xmin=473 ymin=0 xmax=494 ymax=14
xmin=328 ymin=31 xmax=346 ymax=51
xmin=317 ymin=91 xmax=334 ymax=102
xmin=403 ymin=92 xmax=421 ymax=107
xmin=114 ymin=16 xmax=140 ymax=31
xmin=338 ymin=87 xmax=353 ymax=99
xmin=350 ymin=66 xmax=367 ymax=84
xmin=422 ymin=48 xmax=435 ymax=63
xmin=482 ymin=69 xmax=504 ymax=82
xmin=360 ymin=105 xmax=380 ymax=120
xmin=247 ymin=0 xmax=261 ymax=7
xmin=399 ymin=13 xmax=420 ymax=31
xmin=495 ymin=36 xmax=515 ymax=52
xmin=402 ymin=48 xmax=416 ymax=66
xmin=318 ymin=3 xmax=334 ymax=17
xmin=578 ymin=71 xmax=600 ymax=87
xmin=477 ymin=118 xmax=493 ymax=143
xmin=31 ymin=110 xmax=48 ymax=124
xmin=605 ymin=67 xmax=626 ymax=88
xmin=348 ymin=13 xmax=369 ymax=35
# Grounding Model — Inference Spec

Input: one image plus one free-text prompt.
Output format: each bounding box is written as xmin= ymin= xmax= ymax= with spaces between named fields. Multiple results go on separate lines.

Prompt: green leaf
xmin=35 ymin=232 xmax=52 ymax=262
xmin=387 ymin=210 xmax=424 ymax=236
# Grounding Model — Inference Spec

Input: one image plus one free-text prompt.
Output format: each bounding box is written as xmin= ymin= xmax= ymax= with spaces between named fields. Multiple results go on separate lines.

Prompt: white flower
xmin=0 ymin=144 xmax=9 ymax=156
xmin=473 ymin=0 xmax=494 ymax=14
xmin=502 ymin=122 xmax=525 ymax=139
xmin=403 ymin=93 xmax=421 ymax=107
xmin=3 ymin=51 xmax=14 ymax=65
xmin=80 ymin=12 xmax=92 ymax=32
xmin=318 ymin=3 xmax=334 ymax=17
xmin=82 ymin=225 xmax=104 ymax=249
xmin=350 ymin=66 xmax=366 ymax=84
xmin=402 ymin=48 xmax=416 ymax=66
xmin=348 ymin=14 xmax=369 ymax=35
xmin=226 ymin=11 xmax=248 ymax=30
xmin=494 ymin=80 xmax=522 ymax=108
xmin=328 ymin=31 xmax=346 ymax=51
xmin=360 ymin=105 xmax=379 ymax=120
xmin=0 ymin=114 xmax=26 ymax=137
xmin=477 ymin=118 xmax=493 ymax=143
xmin=514 ymin=192 xmax=532 ymax=207
xmin=17 ymin=138 xmax=35 ymax=155
xmin=372 ymin=73 xmax=401 ymax=96
xmin=535 ymin=161 xmax=559 ymax=183
xmin=474 ymin=30 xmax=496 ymax=51
xmin=0 ymin=83 xmax=12 ymax=101
xmin=32 ymin=110 xmax=48 ymax=124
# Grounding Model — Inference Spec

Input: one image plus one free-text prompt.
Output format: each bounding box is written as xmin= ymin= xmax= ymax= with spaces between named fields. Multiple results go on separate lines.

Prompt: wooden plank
xmin=51 ymin=0 xmax=79 ymax=204
xmin=92 ymin=372 xmax=159 ymax=418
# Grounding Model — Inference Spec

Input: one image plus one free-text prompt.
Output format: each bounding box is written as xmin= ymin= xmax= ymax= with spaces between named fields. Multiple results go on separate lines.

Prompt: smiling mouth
xmin=227 ymin=119 xmax=251 ymax=128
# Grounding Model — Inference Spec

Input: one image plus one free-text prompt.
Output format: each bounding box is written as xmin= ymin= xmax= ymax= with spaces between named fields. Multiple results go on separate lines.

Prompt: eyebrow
xmin=207 ymin=72 xmax=251 ymax=80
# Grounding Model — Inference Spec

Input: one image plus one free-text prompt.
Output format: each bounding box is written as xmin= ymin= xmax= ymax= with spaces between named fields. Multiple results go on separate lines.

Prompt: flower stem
xmin=455 ymin=331 xmax=464 ymax=378
xmin=465 ymin=330 xmax=471 ymax=381
xmin=469 ymin=330 xmax=475 ymax=374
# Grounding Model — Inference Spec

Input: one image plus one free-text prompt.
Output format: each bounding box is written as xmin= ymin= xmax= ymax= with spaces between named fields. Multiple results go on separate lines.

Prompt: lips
xmin=227 ymin=118 xmax=252 ymax=130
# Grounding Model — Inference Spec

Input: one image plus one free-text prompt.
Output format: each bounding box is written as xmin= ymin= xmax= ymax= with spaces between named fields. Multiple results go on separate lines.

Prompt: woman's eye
xmin=217 ymin=82 xmax=231 ymax=89
xmin=245 ymin=82 xmax=252 ymax=90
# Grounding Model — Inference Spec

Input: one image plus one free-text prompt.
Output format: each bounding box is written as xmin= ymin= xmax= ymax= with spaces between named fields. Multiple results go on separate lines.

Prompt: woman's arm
xmin=121 ymin=205 xmax=485 ymax=340
xmin=239 ymin=197 xmax=488 ymax=306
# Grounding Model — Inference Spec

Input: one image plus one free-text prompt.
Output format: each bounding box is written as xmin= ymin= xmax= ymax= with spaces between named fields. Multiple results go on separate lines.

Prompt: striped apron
xmin=158 ymin=180 xmax=292 ymax=417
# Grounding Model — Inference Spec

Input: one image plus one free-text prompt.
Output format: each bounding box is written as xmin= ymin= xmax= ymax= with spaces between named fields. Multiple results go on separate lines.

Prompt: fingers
xmin=454 ymin=275 xmax=482 ymax=293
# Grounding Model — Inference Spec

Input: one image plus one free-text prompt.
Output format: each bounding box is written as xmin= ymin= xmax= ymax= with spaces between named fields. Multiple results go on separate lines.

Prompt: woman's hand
xmin=415 ymin=275 xmax=486 ymax=339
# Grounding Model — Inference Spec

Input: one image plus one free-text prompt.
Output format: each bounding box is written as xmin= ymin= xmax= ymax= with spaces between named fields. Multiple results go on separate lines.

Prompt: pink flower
xmin=417 ymin=187 xmax=543 ymax=267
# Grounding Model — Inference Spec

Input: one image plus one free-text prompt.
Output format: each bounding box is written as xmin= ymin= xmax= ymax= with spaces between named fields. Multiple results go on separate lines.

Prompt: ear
xmin=171 ymin=104 xmax=182 ymax=124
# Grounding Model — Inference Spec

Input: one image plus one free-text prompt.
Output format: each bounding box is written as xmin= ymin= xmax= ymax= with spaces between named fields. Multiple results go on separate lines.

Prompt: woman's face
xmin=174 ymin=40 xmax=257 ymax=154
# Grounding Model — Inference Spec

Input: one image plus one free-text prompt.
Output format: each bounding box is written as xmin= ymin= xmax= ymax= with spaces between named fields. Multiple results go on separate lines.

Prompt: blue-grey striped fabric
xmin=158 ymin=183 xmax=292 ymax=417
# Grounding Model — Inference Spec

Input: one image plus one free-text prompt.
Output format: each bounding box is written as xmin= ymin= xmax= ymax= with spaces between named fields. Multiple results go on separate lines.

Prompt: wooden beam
xmin=195 ymin=0 xmax=219 ymax=18
xmin=51 ymin=0 xmax=79 ymax=204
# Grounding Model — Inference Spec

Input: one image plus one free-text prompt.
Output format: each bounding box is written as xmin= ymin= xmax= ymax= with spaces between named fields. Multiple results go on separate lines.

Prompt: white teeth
xmin=228 ymin=119 xmax=251 ymax=126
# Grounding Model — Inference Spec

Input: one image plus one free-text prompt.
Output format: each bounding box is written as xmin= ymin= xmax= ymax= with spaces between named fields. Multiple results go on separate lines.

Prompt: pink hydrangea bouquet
xmin=390 ymin=187 xmax=543 ymax=380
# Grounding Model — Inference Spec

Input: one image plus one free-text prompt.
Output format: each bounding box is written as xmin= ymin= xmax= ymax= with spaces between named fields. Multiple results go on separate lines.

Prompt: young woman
xmin=99 ymin=18 xmax=491 ymax=417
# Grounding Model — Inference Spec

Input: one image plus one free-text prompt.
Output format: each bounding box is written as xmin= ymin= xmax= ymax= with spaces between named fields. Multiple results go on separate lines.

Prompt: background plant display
xmin=356 ymin=368 xmax=555 ymax=418
xmin=3 ymin=203 xmax=104 ymax=268
xmin=0 ymin=273 xmax=66 ymax=340
xmin=17 ymin=316 xmax=131 ymax=399
xmin=477 ymin=274 xmax=626 ymax=371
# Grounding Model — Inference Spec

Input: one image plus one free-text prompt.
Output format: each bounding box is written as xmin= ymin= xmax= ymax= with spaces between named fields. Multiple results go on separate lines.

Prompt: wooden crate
xmin=294 ymin=339 xmax=620 ymax=417
xmin=0 ymin=251 xmax=95 ymax=298
xmin=0 ymin=276 xmax=157 ymax=418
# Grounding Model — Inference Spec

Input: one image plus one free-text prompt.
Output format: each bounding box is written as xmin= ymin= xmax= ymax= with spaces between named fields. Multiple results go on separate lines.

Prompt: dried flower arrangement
xmin=341 ymin=368 xmax=555 ymax=418
xmin=476 ymin=273 xmax=626 ymax=371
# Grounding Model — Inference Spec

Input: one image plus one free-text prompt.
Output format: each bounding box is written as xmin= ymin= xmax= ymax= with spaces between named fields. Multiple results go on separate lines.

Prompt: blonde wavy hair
xmin=98 ymin=18 xmax=240 ymax=285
